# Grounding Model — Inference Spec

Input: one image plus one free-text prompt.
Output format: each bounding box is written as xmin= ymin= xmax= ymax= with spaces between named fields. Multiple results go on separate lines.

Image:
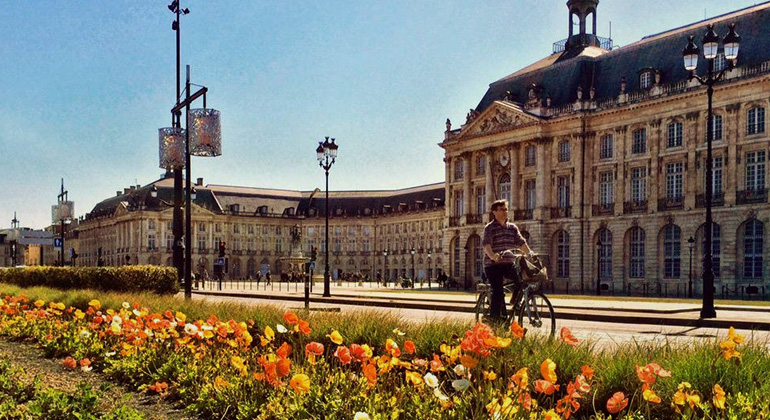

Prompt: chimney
xmin=117 ymin=191 xmax=121 ymax=196
xmin=124 ymin=188 xmax=130 ymax=194
xmin=197 ymin=177 xmax=203 ymax=186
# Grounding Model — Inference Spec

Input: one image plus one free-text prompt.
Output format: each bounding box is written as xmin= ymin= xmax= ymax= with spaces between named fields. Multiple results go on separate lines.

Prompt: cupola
xmin=565 ymin=0 xmax=601 ymax=50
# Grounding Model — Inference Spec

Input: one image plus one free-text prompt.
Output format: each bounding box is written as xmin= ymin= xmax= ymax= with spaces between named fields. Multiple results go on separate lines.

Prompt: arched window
xmin=499 ymin=174 xmax=511 ymax=208
xmin=701 ymin=223 xmax=721 ymax=278
xmin=629 ymin=227 xmax=645 ymax=278
xmin=664 ymin=224 xmax=681 ymax=278
xmin=556 ymin=231 xmax=569 ymax=278
xmin=743 ymin=219 xmax=764 ymax=279
xmin=598 ymin=228 xmax=612 ymax=278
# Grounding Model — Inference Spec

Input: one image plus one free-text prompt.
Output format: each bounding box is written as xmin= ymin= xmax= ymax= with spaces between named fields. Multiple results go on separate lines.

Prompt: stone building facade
xmin=440 ymin=1 xmax=770 ymax=297
xmin=77 ymin=176 xmax=445 ymax=283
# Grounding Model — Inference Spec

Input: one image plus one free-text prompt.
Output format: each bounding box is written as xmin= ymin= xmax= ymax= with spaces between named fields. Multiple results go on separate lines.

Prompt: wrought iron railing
xmin=623 ymin=200 xmax=648 ymax=214
xmin=737 ymin=189 xmax=768 ymax=205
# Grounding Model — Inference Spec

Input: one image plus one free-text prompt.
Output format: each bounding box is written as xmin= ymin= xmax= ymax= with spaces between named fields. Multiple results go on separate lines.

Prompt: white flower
xmin=121 ymin=302 xmax=130 ymax=309
xmin=423 ymin=373 xmax=439 ymax=388
xmin=112 ymin=315 xmax=123 ymax=325
xmin=79 ymin=329 xmax=91 ymax=339
xmin=104 ymin=352 xmax=116 ymax=357
xmin=81 ymin=366 xmax=92 ymax=372
xmin=184 ymin=323 xmax=199 ymax=335
xmin=132 ymin=309 xmax=142 ymax=317
xmin=353 ymin=412 xmax=371 ymax=420
xmin=392 ymin=328 xmax=406 ymax=336
xmin=276 ymin=324 xmax=288 ymax=333
xmin=452 ymin=379 xmax=470 ymax=392
xmin=434 ymin=388 xmax=450 ymax=401
xmin=453 ymin=364 xmax=466 ymax=377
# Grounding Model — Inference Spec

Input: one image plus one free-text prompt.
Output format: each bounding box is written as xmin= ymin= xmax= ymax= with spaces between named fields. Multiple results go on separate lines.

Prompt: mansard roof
xmin=84 ymin=174 xmax=444 ymax=221
xmin=475 ymin=2 xmax=770 ymax=114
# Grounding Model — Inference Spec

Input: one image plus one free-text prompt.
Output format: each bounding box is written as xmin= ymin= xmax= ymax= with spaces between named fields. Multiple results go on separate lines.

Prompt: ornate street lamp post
xmin=427 ymin=249 xmax=432 ymax=289
xmin=316 ymin=137 xmax=338 ymax=297
xmin=682 ymin=22 xmax=741 ymax=318
xmin=410 ymin=246 xmax=416 ymax=288
xmin=688 ymin=236 xmax=695 ymax=298
xmin=10 ymin=212 xmax=19 ymax=267
xmin=382 ymin=248 xmax=389 ymax=288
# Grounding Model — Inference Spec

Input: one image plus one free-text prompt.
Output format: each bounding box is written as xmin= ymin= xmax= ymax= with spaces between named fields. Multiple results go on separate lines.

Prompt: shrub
xmin=0 ymin=266 xmax=178 ymax=295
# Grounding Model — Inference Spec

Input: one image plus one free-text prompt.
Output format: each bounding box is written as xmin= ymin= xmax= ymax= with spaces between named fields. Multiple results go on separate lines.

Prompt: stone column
xmin=535 ymin=138 xmax=548 ymax=219
xmin=725 ymin=103 xmax=741 ymax=205
xmin=444 ymin=157 xmax=451 ymax=221
xmin=485 ymin=149 xmax=494 ymax=223
xmin=649 ymin=120 xmax=662 ymax=208
xmin=462 ymin=154 xmax=471 ymax=224
xmin=510 ymin=145 xmax=519 ymax=210
xmin=685 ymin=112 xmax=700 ymax=210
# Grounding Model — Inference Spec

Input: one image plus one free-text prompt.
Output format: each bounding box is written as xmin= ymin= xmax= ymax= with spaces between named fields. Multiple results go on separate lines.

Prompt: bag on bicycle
xmin=518 ymin=255 xmax=548 ymax=283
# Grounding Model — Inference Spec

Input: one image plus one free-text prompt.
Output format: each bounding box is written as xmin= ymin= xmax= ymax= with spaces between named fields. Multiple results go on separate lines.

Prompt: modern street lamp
xmin=410 ymin=246 xmax=416 ymax=288
xmin=53 ymin=179 xmax=73 ymax=267
xmin=383 ymin=248 xmax=389 ymax=288
xmin=683 ymin=22 xmax=740 ymax=318
xmin=596 ymin=238 xmax=602 ymax=296
xmin=688 ymin=236 xmax=695 ymax=298
xmin=10 ymin=212 xmax=19 ymax=267
xmin=316 ymin=137 xmax=338 ymax=297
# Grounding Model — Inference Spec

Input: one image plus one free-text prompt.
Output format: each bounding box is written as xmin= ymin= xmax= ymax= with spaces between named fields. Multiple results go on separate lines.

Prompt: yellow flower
xmin=543 ymin=409 xmax=561 ymax=420
xmin=264 ymin=325 xmax=275 ymax=342
xmin=290 ymin=374 xmax=310 ymax=393
xmin=712 ymin=384 xmax=726 ymax=410
xmin=327 ymin=330 xmax=344 ymax=345
xmin=88 ymin=299 xmax=101 ymax=309
xmin=34 ymin=300 xmax=45 ymax=308
xmin=360 ymin=344 xmax=373 ymax=358
xmin=727 ymin=327 xmax=744 ymax=344
xmin=483 ymin=370 xmax=497 ymax=381
xmin=74 ymin=309 xmax=85 ymax=320
xmin=392 ymin=328 xmax=406 ymax=336
xmin=175 ymin=311 xmax=186 ymax=322
xmin=642 ymin=384 xmax=661 ymax=404
xmin=406 ymin=371 xmax=423 ymax=387
xmin=541 ymin=359 xmax=557 ymax=383
xmin=213 ymin=376 xmax=229 ymax=391
xmin=720 ymin=339 xmax=741 ymax=360
xmin=496 ymin=337 xmax=512 ymax=348
xmin=231 ymin=356 xmax=247 ymax=375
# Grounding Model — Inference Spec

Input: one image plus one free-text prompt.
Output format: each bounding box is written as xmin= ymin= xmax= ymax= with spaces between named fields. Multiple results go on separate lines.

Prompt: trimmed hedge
xmin=0 ymin=265 xmax=179 ymax=295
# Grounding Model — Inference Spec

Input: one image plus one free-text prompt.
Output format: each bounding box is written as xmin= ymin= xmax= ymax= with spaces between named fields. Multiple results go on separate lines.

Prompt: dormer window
xmin=363 ymin=208 xmax=371 ymax=216
xmin=639 ymin=71 xmax=653 ymax=89
xmin=258 ymin=205 xmax=268 ymax=215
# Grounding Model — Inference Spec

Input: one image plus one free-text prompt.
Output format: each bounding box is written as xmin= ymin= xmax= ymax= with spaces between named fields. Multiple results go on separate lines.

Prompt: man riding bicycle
xmin=482 ymin=199 xmax=534 ymax=323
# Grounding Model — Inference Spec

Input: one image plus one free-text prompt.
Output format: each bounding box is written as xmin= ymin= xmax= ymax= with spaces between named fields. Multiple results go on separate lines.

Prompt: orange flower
xmin=727 ymin=326 xmax=744 ymax=344
xmin=297 ymin=319 xmax=312 ymax=335
xmin=403 ymin=340 xmax=416 ymax=355
xmin=574 ymin=374 xmax=590 ymax=393
xmin=429 ymin=354 xmax=444 ymax=372
xmin=305 ymin=341 xmax=325 ymax=357
xmin=720 ymin=339 xmax=741 ymax=360
xmin=459 ymin=354 xmax=479 ymax=369
xmin=362 ymin=362 xmax=377 ymax=387
xmin=290 ymin=374 xmax=310 ymax=393
xmin=712 ymin=384 xmax=726 ymax=410
xmin=148 ymin=381 xmax=168 ymax=394
xmin=334 ymin=346 xmax=352 ymax=365
xmin=559 ymin=327 xmax=579 ymax=346
xmin=606 ymin=392 xmax=628 ymax=414
xmin=540 ymin=359 xmax=557 ymax=383
xmin=580 ymin=365 xmax=594 ymax=381
xmin=510 ymin=367 xmax=529 ymax=390
xmin=62 ymin=357 xmax=77 ymax=370
xmin=276 ymin=342 xmax=292 ymax=358
xmin=284 ymin=312 xmax=299 ymax=325
xmin=276 ymin=358 xmax=291 ymax=378
xmin=385 ymin=339 xmax=401 ymax=357
xmin=510 ymin=321 xmax=526 ymax=339
xmin=636 ymin=362 xmax=671 ymax=385
xmin=534 ymin=379 xmax=559 ymax=395
xmin=349 ymin=343 xmax=369 ymax=362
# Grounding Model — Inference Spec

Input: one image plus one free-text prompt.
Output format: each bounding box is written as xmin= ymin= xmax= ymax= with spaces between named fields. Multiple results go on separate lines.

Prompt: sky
xmin=0 ymin=0 xmax=764 ymax=229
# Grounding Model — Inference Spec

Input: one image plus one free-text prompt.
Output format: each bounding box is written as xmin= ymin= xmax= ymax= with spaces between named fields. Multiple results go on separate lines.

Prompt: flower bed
xmin=0 ymin=289 xmax=768 ymax=419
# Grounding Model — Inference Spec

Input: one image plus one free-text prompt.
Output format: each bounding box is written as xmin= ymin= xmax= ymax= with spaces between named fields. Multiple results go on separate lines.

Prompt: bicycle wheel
xmin=474 ymin=291 xmax=490 ymax=323
xmin=517 ymin=292 xmax=556 ymax=337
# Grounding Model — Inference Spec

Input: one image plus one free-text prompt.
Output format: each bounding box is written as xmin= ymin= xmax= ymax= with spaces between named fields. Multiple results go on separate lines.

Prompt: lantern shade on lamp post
xmin=682 ymin=22 xmax=740 ymax=319
xmin=316 ymin=137 xmax=338 ymax=297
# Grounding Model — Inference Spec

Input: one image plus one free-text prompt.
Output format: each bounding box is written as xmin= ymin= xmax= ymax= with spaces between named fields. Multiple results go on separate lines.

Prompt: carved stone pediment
xmin=458 ymin=102 xmax=542 ymax=139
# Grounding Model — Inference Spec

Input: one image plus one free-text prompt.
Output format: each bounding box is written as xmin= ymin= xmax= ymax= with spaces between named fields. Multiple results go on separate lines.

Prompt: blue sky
xmin=0 ymin=0 xmax=762 ymax=229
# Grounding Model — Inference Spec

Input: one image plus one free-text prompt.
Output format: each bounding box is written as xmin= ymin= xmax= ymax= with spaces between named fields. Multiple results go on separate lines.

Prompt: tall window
xmin=747 ymin=106 xmax=765 ymax=135
xmin=476 ymin=155 xmax=486 ymax=176
xmin=664 ymin=224 xmax=681 ymax=278
xmin=743 ymin=219 xmax=764 ymax=279
xmin=710 ymin=156 xmax=723 ymax=197
xmin=558 ymin=141 xmax=571 ymax=162
xmin=454 ymin=159 xmax=464 ymax=181
xmin=702 ymin=223 xmax=721 ymax=278
xmin=452 ymin=240 xmax=461 ymax=277
xmin=525 ymin=180 xmax=536 ymax=210
xmin=600 ymin=134 xmax=613 ymax=159
xmin=599 ymin=171 xmax=614 ymax=206
xmin=666 ymin=162 xmax=684 ymax=201
xmin=525 ymin=146 xmax=536 ymax=167
xmin=197 ymin=235 xmax=206 ymax=252
xmin=556 ymin=231 xmax=569 ymax=278
xmin=632 ymin=128 xmax=647 ymax=154
xmin=148 ymin=233 xmax=157 ymax=250
xmin=629 ymin=227 xmax=645 ymax=278
xmin=746 ymin=151 xmax=766 ymax=191
xmin=475 ymin=187 xmax=486 ymax=215
xmin=708 ymin=114 xmax=723 ymax=142
xmin=557 ymin=176 xmax=570 ymax=209
xmin=667 ymin=121 xmax=683 ymax=148
xmin=499 ymin=174 xmax=511 ymax=208
xmin=474 ymin=244 xmax=483 ymax=277
xmin=598 ymin=229 xmax=612 ymax=278
xmin=631 ymin=167 xmax=647 ymax=203
xmin=454 ymin=190 xmax=464 ymax=217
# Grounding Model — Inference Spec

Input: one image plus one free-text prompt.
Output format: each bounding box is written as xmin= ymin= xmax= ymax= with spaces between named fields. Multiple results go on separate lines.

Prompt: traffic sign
xmin=53 ymin=237 xmax=63 ymax=249
xmin=215 ymin=258 xmax=225 ymax=266
xmin=308 ymin=262 xmax=316 ymax=270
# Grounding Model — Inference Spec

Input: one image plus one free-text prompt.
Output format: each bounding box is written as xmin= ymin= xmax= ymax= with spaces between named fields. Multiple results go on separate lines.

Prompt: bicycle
xmin=474 ymin=250 xmax=556 ymax=337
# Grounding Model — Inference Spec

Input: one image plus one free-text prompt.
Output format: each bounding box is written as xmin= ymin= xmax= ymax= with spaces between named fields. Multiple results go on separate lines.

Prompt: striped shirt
xmin=482 ymin=219 xmax=526 ymax=266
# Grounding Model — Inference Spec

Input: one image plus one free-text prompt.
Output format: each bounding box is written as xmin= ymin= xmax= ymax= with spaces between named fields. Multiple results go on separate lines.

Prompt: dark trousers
xmin=484 ymin=263 xmax=520 ymax=320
